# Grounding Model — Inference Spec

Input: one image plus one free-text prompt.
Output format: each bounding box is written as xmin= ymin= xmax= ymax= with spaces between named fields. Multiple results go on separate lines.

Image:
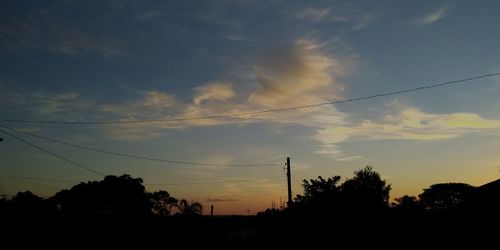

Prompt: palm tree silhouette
xmin=177 ymin=199 xmax=203 ymax=216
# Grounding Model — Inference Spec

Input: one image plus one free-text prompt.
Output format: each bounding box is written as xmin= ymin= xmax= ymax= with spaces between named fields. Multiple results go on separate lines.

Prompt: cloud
xmin=295 ymin=7 xmax=330 ymax=21
xmin=494 ymin=74 xmax=500 ymax=88
xmin=2 ymin=39 xmax=355 ymax=146
xmin=30 ymin=92 xmax=81 ymax=114
xmin=134 ymin=11 xmax=163 ymax=22
xmin=0 ymin=20 xmax=123 ymax=57
xmin=249 ymin=40 xmax=346 ymax=107
xmin=194 ymin=154 xmax=234 ymax=171
xmin=352 ymin=13 xmax=377 ymax=31
xmin=416 ymin=6 xmax=449 ymax=25
xmin=314 ymin=108 xmax=500 ymax=157
xmin=141 ymin=91 xmax=178 ymax=108
xmin=206 ymin=198 xmax=239 ymax=202
xmin=335 ymin=155 xmax=363 ymax=162
xmin=101 ymin=91 xmax=179 ymax=119
xmin=385 ymin=108 xmax=500 ymax=131
xmin=226 ymin=35 xmax=254 ymax=42
xmin=117 ymin=39 xmax=351 ymax=132
xmin=9 ymin=36 xmax=498 ymax=161
xmin=193 ymin=82 xmax=235 ymax=105
xmin=293 ymin=4 xmax=378 ymax=30
xmin=99 ymin=124 xmax=165 ymax=142
xmin=0 ymin=90 xmax=96 ymax=121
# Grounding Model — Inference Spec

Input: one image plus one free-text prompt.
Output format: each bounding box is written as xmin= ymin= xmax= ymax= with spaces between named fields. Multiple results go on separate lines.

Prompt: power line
xmin=144 ymin=176 xmax=284 ymax=186
xmin=0 ymin=174 xmax=81 ymax=184
xmin=0 ymin=194 xmax=52 ymax=198
xmin=0 ymin=174 xmax=284 ymax=186
xmin=0 ymin=72 xmax=498 ymax=125
xmin=0 ymin=125 xmax=282 ymax=167
xmin=0 ymin=128 xmax=106 ymax=176
xmin=2 ymin=177 xmax=62 ymax=190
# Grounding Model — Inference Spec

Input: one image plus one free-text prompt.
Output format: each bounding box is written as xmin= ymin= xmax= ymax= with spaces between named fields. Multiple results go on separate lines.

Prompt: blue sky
xmin=1 ymin=0 xmax=500 ymax=214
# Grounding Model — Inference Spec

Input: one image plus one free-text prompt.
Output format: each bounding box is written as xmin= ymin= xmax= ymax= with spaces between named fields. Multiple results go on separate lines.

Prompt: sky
xmin=1 ymin=0 xmax=500 ymax=215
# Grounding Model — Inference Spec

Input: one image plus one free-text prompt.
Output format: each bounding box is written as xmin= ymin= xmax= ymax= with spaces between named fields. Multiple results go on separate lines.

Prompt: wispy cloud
xmin=335 ymin=155 xmax=363 ymax=162
xmin=314 ymin=107 xmax=500 ymax=157
xmin=102 ymin=91 xmax=179 ymax=117
xmin=249 ymin=39 xmax=346 ymax=107
xmin=494 ymin=73 xmax=500 ymax=88
xmin=206 ymin=198 xmax=239 ymax=202
xmin=0 ymin=90 xmax=96 ymax=121
xmin=295 ymin=7 xmax=330 ymax=21
xmin=225 ymin=35 xmax=254 ymax=42
xmin=134 ymin=10 xmax=163 ymax=22
xmin=99 ymin=124 xmax=165 ymax=142
xmin=416 ymin=6 xmax=449 ymax=25
xmin=352 ymin=13 xmax=377 ymax=31
xmin=5 ymin=35 xmax=498 ymax=160
xmin=193 ymin=82 xmax=235 ymax=105
xmin=0 ymin=39 xmax=355 ymax=146
xmin=0 ymin=20 xmax=123 ymax=57
xmin=294 ymin=4 xmax=377 ymax=30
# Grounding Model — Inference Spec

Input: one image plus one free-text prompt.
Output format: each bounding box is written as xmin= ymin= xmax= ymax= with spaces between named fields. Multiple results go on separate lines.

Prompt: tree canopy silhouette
xmin=291 ymin=166 xmax=391 ymax=217
xmin=295 ymin=175 xmax=342 ymax=203
xmin=149 ymin=190 xmax=178 ymax=216
xmin=52 ymin=175 xmax=152 ymax=216
xmin=10 ymin=191 xmax=46 ymax=216
xmin=341 ymin=166 xmax=391 ymax=210
xmin=177 ymin=199 xmax=203 ymax=216
xmin=392 ymin=195 xmax=421 ymax=210
xmin=292 ymin=175 xmax=342 ymax=214
xmin=418 ymin=183 xmax=474 ymax=211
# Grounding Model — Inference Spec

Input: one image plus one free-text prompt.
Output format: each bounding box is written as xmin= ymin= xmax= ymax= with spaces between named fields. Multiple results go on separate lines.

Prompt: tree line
xmin=0 ymin=166 xmax=498 ymax=248
xmin=0 ymin=175 xmax=203 ymax=217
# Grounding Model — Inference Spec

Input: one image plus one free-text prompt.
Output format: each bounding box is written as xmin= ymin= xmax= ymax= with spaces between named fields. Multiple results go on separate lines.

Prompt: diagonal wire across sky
xmin=0 ymin=72 xmax=498 ymax=125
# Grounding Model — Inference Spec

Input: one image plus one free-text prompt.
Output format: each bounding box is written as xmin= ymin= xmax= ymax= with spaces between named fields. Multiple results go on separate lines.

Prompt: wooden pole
xmin=286 ymin=157 xmax=292 ymax=207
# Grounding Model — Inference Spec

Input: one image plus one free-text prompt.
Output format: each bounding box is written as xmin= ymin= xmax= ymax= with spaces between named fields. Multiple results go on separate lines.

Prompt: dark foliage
xmin=392 ymin=195 xmax=422 ymax=211
xmin=1 ymin=171 xmax=498 ymax=248
xmin=341 ymin=166 xmax=391 ymax=211
xmin=176 ymin=199 xmax=203 ymax=216
xmin=51 ymin=174 xmax=152 ymax=216
xmin=149 ymin=190 xmax=178 ymax=216
xmin=419 ymin=183 xmax=474 ymax=211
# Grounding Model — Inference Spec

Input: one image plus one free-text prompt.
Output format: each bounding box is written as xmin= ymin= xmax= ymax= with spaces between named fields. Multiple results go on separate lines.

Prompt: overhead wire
xmin=144 ymin=175 xmax=284 ymax=186
xmin=2 ymin=72 xmax=498 ymax=195
xmin=0 ymin=174 xmax=285 ymax=187
xmin=0 ymin=125 xmax=282 ymax=167
xmin=0 ymin=128 xmax=106 ymax=176
xmin=0 ymin=72 xmax=497 ymax=125
xmin=0 ymin=174 xmax=81 ymax=184
xmin=2 ymin=177 xmax=62 ymax=190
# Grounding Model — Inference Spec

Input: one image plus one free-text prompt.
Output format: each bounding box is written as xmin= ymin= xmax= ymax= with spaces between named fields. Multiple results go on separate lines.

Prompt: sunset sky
xmin=1 ymin=0 xmax=499 ymax=215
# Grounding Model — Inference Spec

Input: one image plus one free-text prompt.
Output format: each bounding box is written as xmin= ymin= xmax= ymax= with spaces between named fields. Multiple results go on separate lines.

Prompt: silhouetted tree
xmin=256 ymin=208 xmax=281 ymax=217
xmin=176 ymin=199 xmax=203 ymax=216
xmin=295 ymin=176 xmax=342 ymax=203
xmin=418 ymin=183 xmax=474 ymax=211
xmin=290 ymin=175 xmax=342 ymax=216
xmin=392 ymin=195 xmax=421 ymax=211
xmin=149 ymin=190 xmax=178 ymax=216
xmin=11 ymin=191 xmax=45 ymax=216
xmin=341 ymin=166 xmax=391 ymax=210
xmin=392 ymin=195 xmax=416 ymax=208
xmin=52 ymin=175 xmax=152 ymax=216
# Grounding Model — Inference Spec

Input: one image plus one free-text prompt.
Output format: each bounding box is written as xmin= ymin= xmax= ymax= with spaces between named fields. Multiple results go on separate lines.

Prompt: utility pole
xmin=210 ymin=205 xmax=214 ymax=217
xmin=286 ymin=157 xmax=292 ymax=207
